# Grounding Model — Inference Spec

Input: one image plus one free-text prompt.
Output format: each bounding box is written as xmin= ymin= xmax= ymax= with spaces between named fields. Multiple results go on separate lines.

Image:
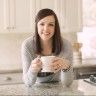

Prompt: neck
xmin=40 ymin=40 xmax=53 ymax=56
xmin=41 ymin=39 xmax=52 ymax=48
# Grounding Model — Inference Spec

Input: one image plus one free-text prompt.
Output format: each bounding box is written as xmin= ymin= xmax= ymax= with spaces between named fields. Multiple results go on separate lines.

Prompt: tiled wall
xmin=0 ymin=33 xmax=31 ymax=70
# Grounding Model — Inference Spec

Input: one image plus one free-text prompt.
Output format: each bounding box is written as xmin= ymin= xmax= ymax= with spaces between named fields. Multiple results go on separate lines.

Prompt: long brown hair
xmin=34 ymin=8 xmax=63 ymax=55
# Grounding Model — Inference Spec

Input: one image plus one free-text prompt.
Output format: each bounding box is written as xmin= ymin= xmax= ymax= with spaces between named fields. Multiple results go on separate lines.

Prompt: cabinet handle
xmin=6 ymin=27 xmax=15 ymax=29
xmin=4 ymin=76 xmax=12 ymax=81
xmin=12 ymin=26 xmax=15 ymax=29
xmin=6 ymin=27 xmax=10 ymax=29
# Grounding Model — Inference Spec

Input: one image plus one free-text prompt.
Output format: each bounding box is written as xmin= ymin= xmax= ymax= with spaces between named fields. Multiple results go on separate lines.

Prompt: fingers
xmin=31 ymin=56 xmax=42 ymax=72
xmin=52 ymin=63 xmax=60 ymax=70
xmin=53 ymin=64 xmax=61 ymax=73
xmin=31 ymin=62 xmax=41 ymax=68
xmin=32 ymin=56 xmax=41 ymax=64
xmin=52 ymin=57 xmax=59 ymax=63
xmin=63 ymin=63 xmax=70 ymax=70
xmin=36 ymin=55 xmax=41 ymax=59
xmin=62 ymin=59 xmax=70 ymax=69
xmin=51 ymin=57 xmax=70 ymax=73
xmin=51 ymin=61 xmax=61 ymax=73
xmin=51 ymin=57 xmax=61 ymax=66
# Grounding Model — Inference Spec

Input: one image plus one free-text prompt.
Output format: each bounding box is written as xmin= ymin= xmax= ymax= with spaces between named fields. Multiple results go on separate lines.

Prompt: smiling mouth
xmin=43 ymin=33 xmax=50 ymax=35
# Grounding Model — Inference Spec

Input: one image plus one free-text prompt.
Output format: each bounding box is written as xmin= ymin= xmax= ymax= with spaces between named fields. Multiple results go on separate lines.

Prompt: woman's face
xmin=37 ymin=15 xmax=55 ymax=41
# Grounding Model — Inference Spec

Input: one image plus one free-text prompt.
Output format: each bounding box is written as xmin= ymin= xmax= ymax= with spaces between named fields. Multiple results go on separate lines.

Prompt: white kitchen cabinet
xmin=0 ymin=0 xmax=5 ymax=32
xmin=0 ymin=0 xmax=82 ymax=33
xmin=13 ymin=0 xmax=33 ymax=33
xmin=32 ymin=0 xmax=82 ymax=33
xmin=0 ymin=0 xmax=33 ymax=33
xmin=54 ymin=0 xmax=83 ymax=33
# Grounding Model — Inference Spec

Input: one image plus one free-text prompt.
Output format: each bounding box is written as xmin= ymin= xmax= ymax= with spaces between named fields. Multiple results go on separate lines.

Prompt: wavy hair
xmin=34 ymin=8 xmax=63 ymax=55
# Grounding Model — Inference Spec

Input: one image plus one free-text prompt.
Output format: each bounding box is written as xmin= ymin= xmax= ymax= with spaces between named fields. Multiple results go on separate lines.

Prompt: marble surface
xmin=0 ymin=79 xmax=96 ymax=95
xmin=0 ymin=73 xmax=23 ymax=85
xmin=78 ymin=80 xmax=96 ymax=95
xmin=0 ymin=80 xmax=96 ymax=95
xmin=0 ymin=80 xmax=83 ymax=95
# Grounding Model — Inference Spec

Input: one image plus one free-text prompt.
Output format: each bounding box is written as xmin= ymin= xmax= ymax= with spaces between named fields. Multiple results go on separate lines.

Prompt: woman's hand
xmin=31 ymin=56 xmax=42 ymax=72
xmin=51 ymin=57 xmax=70 ymax=73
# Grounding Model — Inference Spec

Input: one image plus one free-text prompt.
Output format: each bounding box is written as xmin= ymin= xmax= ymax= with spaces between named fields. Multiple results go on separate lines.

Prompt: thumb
xmin=36 ymin=55 xmax=41 ymax=63
xmin=37 ymin=55 xmax=41 ymax=58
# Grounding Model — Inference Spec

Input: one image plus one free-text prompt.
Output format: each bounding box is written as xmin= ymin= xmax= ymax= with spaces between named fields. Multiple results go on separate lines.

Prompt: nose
xmin=44 ymin=25 xmax=48 ymax=31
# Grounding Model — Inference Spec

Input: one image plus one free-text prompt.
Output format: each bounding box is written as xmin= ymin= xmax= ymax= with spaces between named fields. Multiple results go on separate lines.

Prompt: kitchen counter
xmin=73 ymin=58 xmax=96 ymax=79
xmin=73 ymin=58 xmax=96 ymax=68
xmin=0 ymin=80 xmax=96 ymax=95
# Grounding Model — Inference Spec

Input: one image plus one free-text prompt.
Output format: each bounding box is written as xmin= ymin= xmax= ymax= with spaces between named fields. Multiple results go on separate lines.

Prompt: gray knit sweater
xmin=21 ymin=36 xmax=73 ymax=87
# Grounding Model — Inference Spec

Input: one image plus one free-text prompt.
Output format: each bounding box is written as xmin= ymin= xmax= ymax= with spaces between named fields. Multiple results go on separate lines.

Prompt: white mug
xmin=41 ymin=56 xmax=55 ymax=72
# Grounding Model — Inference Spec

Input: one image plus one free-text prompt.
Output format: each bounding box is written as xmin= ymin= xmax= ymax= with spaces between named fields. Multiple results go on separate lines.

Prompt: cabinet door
xmin=54 ymin=0 xmax=82 ymax=33
xmin=0 ymin=0 xmax=4 ymax=32
xmin=12 ymin=0 xmax=33 ymax=33
xmin=1 ymin=0 xmax=82 ymax=33
xmin=1 ymin=0 xmax=33 ymax=33
xmin=1 ymin=0 xmax=15 ymax=33
xmin=0 ymin=0 xmax=9 ymax=33
xmin=35 ymin=0 xmax=56 ymax=17
xmin=61 ymin=0 xmax=83 ymax=33
xmin=35 ymin=0 xmax=82 ymax=33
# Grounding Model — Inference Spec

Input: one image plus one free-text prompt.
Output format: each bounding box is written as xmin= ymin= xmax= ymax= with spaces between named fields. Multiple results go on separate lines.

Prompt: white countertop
xmin=0 ymin=80 xmax=96 ymax=95
xmin=78 ymin=80 xmax=96 ymax=95
xmin=73 ymin=58 xmax=96 ymax=68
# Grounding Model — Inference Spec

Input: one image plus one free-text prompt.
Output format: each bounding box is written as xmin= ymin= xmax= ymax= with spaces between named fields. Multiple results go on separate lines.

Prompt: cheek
xmin=50 ymin=28 xmax=55 ymax=34
xmin=37 ymin=26 xmax=42 ymax=33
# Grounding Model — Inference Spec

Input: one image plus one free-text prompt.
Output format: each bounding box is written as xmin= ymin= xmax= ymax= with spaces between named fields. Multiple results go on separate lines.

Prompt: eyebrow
xmin=39 ymin=21 xmax=55 ymax=24
xmin=50 ymin=22 xmax=55 ymax=23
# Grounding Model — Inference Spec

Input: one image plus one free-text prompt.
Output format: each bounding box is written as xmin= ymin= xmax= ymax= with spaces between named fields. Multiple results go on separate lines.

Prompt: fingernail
xmin=37 ymin=55 xmax=41 ymax=58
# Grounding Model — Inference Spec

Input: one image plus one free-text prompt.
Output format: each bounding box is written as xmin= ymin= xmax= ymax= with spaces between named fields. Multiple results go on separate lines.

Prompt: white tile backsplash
xmin=0 ymin=33 xmax=32 ymax=70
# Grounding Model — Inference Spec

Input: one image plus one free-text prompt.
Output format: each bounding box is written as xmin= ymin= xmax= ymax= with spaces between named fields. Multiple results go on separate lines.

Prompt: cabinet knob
xmin=6 ymin=27 xmax=10 ymax=29
xmin=12 ymin=26 xmax=15 ymax=29
xmin=4 ymin=76 xmax=12 ymax=81
xmin=6 ymin=27 xmax=15 ymax=29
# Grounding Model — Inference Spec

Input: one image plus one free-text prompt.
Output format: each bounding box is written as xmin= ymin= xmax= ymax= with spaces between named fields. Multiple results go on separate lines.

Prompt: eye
xmin=40 ymin=23 xmax=44 ymax=26
xmin=49 ymin=24 xmax=55 ymax=26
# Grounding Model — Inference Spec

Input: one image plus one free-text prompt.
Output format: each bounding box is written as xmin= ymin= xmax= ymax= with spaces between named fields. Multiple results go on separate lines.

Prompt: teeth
xmin=44 ymin=33 xmax=50 ymax=35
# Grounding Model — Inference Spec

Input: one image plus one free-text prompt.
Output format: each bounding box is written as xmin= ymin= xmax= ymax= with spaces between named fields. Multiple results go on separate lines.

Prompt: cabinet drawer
xmin=0 ymin=73 xmax=23 ymax=85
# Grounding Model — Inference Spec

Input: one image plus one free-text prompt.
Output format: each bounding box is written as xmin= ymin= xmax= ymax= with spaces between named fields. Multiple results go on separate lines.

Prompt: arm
xmin=21 ymin=42 xmax=38 ymax=87
xmin=50 ymin=42 xmax=73 ymax=86
xmin=61 ymin=41 xmax=74 ymax=86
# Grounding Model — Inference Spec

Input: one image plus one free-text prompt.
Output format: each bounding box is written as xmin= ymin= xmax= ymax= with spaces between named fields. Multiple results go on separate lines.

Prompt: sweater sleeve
xmin=21 ymin=41 xmax=37 ymax=87
xmin=61 ymin=40 xmax=74 ymax=86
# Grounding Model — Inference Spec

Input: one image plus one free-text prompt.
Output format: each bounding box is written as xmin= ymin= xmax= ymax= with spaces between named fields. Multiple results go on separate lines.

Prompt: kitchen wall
xmin=0 ymin=32 xmax=77 ymax=71
xmin=0 ymin=33 xmax=32 ymax=70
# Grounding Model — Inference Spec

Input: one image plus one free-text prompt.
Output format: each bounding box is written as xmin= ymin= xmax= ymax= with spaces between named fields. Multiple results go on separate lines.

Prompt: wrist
xmin=62 ymin=59 xmax=71 ymax=72
xmin=62 ymin=64 xmax=71 ymax=72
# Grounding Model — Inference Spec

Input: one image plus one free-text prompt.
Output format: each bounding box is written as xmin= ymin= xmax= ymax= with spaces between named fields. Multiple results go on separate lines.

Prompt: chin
xmin=42 ymin=36 xmax=53 ymax=41
xmin=41 ymin=37 xmax=51 ymax=41
xmin=42 ymin=38 xmax=50 ymax=41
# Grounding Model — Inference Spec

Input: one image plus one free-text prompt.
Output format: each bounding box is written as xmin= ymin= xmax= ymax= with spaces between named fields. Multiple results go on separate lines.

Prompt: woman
xmin=21 ymin=8 xmax=73 ymax=87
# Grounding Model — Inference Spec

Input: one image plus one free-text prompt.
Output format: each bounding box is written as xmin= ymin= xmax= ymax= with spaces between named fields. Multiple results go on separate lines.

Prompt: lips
xmin=43 ymin=32 xmax=50 ymax=35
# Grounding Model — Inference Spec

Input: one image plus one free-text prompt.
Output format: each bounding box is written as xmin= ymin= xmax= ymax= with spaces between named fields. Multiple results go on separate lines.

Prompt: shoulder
xmin=62 ymin=37 xmax=72 ymax=48
xmin=61 ymin=37 xmax=73 ymax=53
xmin=60 ymin=37 xmax=73 ymax=59
xmin=22 ymin=36 xmax=35 ymax=49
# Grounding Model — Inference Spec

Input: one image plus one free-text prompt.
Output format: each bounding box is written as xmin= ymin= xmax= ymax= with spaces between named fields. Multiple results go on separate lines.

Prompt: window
xmin=77 ymin=0 xmax=96 ymax=59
